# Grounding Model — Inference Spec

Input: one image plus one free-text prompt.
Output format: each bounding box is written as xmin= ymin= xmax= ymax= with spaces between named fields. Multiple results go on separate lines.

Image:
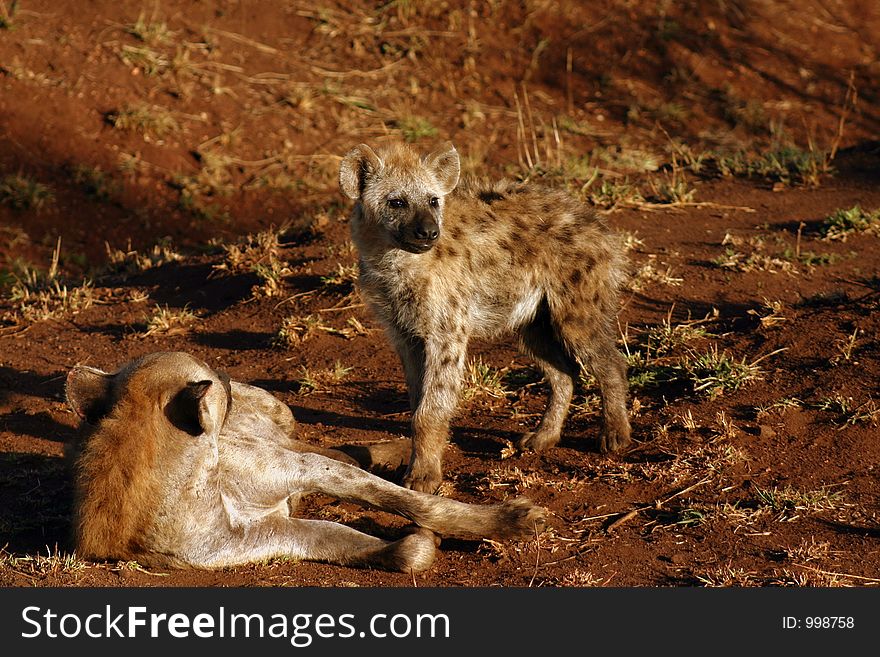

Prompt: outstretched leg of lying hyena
xmin=207 ymin=450 xmax=545 ymax=572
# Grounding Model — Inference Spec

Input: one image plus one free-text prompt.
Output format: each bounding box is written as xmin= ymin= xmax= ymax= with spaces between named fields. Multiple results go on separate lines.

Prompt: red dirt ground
xmin=1 ymin=0 xmax=878 ymax=588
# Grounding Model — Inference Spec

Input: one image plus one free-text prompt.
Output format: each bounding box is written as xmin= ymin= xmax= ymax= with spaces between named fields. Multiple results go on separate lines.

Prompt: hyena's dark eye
xmin=429 ymin=197 xmax=440 ymax=208
xmin=388 ymin=198 xmax=407 ymax=209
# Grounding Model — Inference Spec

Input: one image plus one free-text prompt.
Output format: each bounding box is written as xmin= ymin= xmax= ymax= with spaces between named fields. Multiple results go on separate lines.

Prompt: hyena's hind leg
xmin=517 ymin=301 xmax=579 ymax=452
xmin=563 ymin=324 xmax=631 ymax=454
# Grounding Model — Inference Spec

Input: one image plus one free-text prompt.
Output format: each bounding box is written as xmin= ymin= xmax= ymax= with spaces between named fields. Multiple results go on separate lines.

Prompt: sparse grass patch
xmin=274 ymin=313 xmax=368 ymax=348
xmin=556 ymin=570 xmax=605 ymax=587
xmin=779 ymin=245 xmax=840 ymax=268
xmin=142 ymin=303 xmax=199 ymax=337
xmin=295 ymin=361 xmax=352 ymax=395
xmin=816 ymin=394 xmax=880 ymax=427
xmin=251 ymin=258 xmax=291 ymax=298
xmin=821 ymin=206 xmax=880 ymax=241
xmin=0 ymin=546 xmax=89 ymax=577
xmin=0 ymin=174 xmax=54 ymax=211
xmin=591 ymin=145 xmax=660 ymax=174
xmin=104 ymin=238 xmax=182 ymax=274
xmin=786 ymin=537 xmax=833 ymax=563
xmin=120 ymin=44 xmax=171 ymax=76
xmin=696 ymin=565 xmax=759 ymax=587
xmin=462 ymin=356 xmax=509 ymax=402
xmin=747 ymin=298 xmax=787 ymax=328
xmin=753 ymin=484 xmax=847 ymax=520
xmin=273 ymin=314 xmax=326 ymax=347
xmin=396 ymin=116 xmax=438 ymax=142
xmin=620 ymin=230 xmax=645 ymax=251
xmin=711 ymin=248 xmax=798 ymax=275
xmin=320 ymin=263 xmax=358 ymax=291
xmin=756 ymin=397 xmax=803 ymax=416
xmin=645 ymin=173 xmax=696 ymax=204
xmin=680 ymin=344 xmax=766 ymax=397
xmin=108 ymin=103 xmax=179 ymax=139
xmin=627 ymin=257 xmax=683 ymax=291
xmin=3 ymin=241 xmax=94 ymax=323
xmin=587 ymin=178 xmax=643 ymax=209
xmin=126 ymin=11 xmax=174 ymax=45
xmin=644 ymin=312 xmax=713 ymax=356
xmin=71 ymin=164 xmax=121 ymax=202
xmin=713 ymin=144 xmax=831 ymax=187
xmin=213 ymin=226 xmax=288 ymax=276
xmin=832 ymin=328 xmax=860 ymax=364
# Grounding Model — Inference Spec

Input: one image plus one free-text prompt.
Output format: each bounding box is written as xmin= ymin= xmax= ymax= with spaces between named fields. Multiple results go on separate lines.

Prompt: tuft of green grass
xmin=645 ymin=315 xmax=712 ymax=356
xmin=816 ymin=394 xmax=879 ymax=428
xmin=821 ymin=206 xmax=880 ymax=241
xmin=588 ymin=179 xmax=643 ymax=209
xmin=753 ymin=484 xmax=847 ymax=520
xmin=643 ymin=155 xmax=696 ymax=205
xmin=0 ymin=174 xmax=54 ymax=211
xmin=396 ymin=116 xmax=438 ymax=142
xmin=462 ymin=356 xmax=509 ymax=401
xmin=714 ymin=144 xmax=831 ymax=187
xmin=71 ymin=164 xmax=121 ymax=202
xmin=680 ymin=344 xmax=766 ymax=397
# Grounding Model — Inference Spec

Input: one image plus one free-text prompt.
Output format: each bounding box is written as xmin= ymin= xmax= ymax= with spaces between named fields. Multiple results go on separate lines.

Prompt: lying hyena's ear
xmin=339 ymin=144 xmax=383 ymax=200
xmin=423 ymin=142 xmax=460 ymax=194
xmin=66 ymin=366 xmax=114 ymax=425
xmin=165 ymin=380 xmax=217 ymax=437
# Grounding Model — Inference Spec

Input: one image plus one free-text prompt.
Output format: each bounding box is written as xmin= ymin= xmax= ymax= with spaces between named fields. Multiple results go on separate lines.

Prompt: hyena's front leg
xmin=402 ymin=336 xmax=467 ymax=493
xmin=388 ymin=327 xmax=426 ymax=411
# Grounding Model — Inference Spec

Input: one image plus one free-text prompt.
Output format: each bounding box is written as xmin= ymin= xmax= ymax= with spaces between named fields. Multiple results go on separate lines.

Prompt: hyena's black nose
xmin=414 ymin=218 xmax=440 ymax=242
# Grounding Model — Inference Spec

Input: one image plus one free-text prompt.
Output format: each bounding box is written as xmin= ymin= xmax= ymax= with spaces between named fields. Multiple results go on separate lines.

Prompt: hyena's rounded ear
xmin=66 ymin=365 xmax=113 ymax=425
xmin=165 ymin=380 xmax=217 ymax=437
xmin=339 ymin=143 xmax=383 ymax=200
xmin=424 ymin=142 xmax=460 ymax=194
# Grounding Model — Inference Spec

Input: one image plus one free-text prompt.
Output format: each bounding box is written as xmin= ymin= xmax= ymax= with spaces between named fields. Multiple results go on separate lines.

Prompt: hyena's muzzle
xmin=398 ymin=210 xmax=440 ymax=253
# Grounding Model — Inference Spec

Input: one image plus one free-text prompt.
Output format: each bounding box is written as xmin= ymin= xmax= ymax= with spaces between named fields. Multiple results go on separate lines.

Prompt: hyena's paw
xmin=402 ymin=462 xmax=442 ymax=494
xmin=493 ymin=497 xmax=548 ymax=540
xmin=517 ymin=429 xmax=561 ymax=453
xmin=599 ymin=420 xmax=632 ymax=454
xmin=382 ymin=528 xmax=438 ymax=573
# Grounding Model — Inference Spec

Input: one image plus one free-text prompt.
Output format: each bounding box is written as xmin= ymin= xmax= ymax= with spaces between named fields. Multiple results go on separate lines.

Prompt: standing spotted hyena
xmin=339 ymin=141 xmax=631 ymax=493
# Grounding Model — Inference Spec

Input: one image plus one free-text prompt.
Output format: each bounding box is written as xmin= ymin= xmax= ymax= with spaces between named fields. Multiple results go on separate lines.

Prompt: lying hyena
xmin=65 ymin=351 xmax=546 ymax=571
xmin=340 ymin=141 xmax=631 ymax=493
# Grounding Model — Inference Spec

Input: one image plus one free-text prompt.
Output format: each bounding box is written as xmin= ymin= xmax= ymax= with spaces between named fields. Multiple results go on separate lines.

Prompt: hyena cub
xmin=339 ymin=141 xmax=631 ymax=493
